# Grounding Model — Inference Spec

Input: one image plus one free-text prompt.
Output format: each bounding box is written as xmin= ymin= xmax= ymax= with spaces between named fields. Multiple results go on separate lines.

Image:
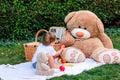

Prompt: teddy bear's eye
xmin=78 ymin=26 xmax=81 ymax=28
xmin=84 ymin=28 xmax=87 ymax=30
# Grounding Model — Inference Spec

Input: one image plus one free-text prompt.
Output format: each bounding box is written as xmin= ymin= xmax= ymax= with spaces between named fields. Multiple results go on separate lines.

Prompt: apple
xmin=61 ymin=59 xmax=66 ymax=64
xmin=59 ymin=65 xmax=65 ymax=71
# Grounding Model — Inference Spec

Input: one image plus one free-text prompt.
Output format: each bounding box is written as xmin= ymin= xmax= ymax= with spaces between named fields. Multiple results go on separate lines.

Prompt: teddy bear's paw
xmin=77 ymin=54 xmax=86 ymax=62
xmin=62 ymin=47 xmax=85 ymax=63
xmin=99 ymin=50 xmax=120 ymax=64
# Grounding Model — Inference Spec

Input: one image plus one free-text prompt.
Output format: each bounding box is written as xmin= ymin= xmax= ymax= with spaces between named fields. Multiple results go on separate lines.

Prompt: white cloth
xmin=0 ymin=58 xmax=104 ymax=80
xmin=32 ymin=44 xmax=56 ymax=64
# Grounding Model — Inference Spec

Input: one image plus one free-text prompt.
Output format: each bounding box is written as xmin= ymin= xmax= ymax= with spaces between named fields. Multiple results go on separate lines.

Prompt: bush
xmin=0 ymin=0 xmax=119 ymax=40
xmin=105 ymin=28 xmax=120 ymax=36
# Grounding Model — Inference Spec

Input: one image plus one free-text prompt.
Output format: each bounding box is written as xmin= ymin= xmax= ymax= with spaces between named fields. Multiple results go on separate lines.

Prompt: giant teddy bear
xmin=60 ymin=10 xmax=120 ymax=64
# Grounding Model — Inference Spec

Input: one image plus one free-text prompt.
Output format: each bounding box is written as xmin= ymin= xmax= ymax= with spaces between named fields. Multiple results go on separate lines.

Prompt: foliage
xmin=0 ymin=0 xmax=120 ymax=40
xmin=105 ymin=28 xmax=120 ymax=36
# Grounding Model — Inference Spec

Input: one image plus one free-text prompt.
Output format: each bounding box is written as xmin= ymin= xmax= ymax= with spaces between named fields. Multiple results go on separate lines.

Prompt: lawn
xmin=0 ymin=44 xmax=26 ymax=64
xmin=0 ymin=30 xmax=120 ymax=80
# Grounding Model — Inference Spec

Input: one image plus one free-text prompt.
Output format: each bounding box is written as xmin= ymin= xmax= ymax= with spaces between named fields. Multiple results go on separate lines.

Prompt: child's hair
xmin=42 ymin=32 xmax=56 ymax=45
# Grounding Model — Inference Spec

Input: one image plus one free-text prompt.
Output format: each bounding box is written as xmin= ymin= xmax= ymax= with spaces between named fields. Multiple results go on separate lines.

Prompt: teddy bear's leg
xmin=46 ymin=69 xmax=54 ymax=76
xmin=91 ymin=48 xmax=120 ymax=64
xmin=39 ymin=70 xmax=54 ymax=76
xmin=61 ymin=47 xmax=86 ymax=63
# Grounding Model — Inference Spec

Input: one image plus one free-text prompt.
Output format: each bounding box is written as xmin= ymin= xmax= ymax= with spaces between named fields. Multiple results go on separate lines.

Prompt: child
xmin=32 ymin=31 xmax=64 ymax=69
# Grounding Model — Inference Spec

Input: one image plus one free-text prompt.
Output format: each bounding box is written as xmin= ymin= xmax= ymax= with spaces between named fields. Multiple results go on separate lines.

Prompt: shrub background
xmin=0 ymin=0 xmax=120 ymax=40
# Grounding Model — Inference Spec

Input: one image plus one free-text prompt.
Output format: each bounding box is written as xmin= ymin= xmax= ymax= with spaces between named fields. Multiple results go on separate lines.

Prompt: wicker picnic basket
xmin=23 ymin=29 xmax=48 ymax=61
xmin=23 ymin=29 xmax=61 ymax=61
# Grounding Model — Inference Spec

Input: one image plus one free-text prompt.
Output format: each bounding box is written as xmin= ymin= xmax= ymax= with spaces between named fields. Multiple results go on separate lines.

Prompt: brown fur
xmin=60 ymin=10 xmax=120 ymax=64
xmin=61 ymin=10 xmax=113 ymax=57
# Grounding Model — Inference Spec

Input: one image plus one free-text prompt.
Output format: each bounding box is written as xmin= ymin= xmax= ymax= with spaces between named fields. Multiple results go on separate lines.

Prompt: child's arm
xmin=53 ymin=45 xmax=65 ymax=58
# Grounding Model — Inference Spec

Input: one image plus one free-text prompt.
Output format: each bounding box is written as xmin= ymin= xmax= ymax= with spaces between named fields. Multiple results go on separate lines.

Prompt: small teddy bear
xmin=36 ymin=52 xmax=54 ymax=76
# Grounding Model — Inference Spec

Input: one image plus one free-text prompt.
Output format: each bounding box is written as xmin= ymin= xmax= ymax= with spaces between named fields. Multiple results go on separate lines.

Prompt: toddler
xmin=32 ymin=31 xmax=64 ymax=69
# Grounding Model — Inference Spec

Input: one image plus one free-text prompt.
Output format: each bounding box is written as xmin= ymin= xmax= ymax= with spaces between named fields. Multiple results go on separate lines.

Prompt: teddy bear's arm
xmin=60 ymin=30 xmax=75 ymax=47
xmin=96 ymin=18 xmax=113 ymax=49
xmin=41 ymin=63 xmax=50 ymax=71
xmin=98 ymin=33 xmax=113 ymax=49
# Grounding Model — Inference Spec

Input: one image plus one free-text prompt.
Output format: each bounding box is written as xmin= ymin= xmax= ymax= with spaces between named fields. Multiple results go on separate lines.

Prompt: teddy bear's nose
xmin=76 ymin=32 xmax=84 ymax=37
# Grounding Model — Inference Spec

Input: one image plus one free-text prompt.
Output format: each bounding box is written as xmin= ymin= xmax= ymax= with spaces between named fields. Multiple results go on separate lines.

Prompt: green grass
xmin=0 ymin=44 xmax=26 ymax=64
xmin=0 ymin=32 xmax=120 ymax=80
xmin=110 ymin=35 xmax=120 ymax=50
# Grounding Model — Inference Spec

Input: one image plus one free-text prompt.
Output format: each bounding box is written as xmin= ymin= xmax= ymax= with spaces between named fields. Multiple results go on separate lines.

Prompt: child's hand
xmin=60 ymin=44 xmax=65 ymax=49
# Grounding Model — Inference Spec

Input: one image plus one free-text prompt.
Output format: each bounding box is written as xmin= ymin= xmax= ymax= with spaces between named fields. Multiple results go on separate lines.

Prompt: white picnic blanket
xmin=0 ymin=58 xmax=104 ymax=80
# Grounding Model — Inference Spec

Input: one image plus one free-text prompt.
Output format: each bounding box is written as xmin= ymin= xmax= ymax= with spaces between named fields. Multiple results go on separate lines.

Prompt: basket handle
xmin=35 ymin=29 xmax=48 ymax=42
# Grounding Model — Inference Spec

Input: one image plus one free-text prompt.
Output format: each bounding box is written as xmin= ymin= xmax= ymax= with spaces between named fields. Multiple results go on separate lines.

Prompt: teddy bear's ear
xmin=64 ymin=12 xmax=76 ymax=23
xmin=96 ymin=18 xmax=104 ymax=33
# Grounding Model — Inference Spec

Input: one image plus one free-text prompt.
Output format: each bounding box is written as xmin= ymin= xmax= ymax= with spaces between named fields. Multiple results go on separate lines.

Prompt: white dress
xmin=32 ymin=43 xmax=56 ymax=64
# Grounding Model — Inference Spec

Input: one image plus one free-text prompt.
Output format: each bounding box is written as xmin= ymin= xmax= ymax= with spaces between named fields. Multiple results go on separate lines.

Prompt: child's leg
xmin=32 ymin=62 xmax=37 ymax=68
xmin=47 ymin=53 xmax=60 ymax=69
